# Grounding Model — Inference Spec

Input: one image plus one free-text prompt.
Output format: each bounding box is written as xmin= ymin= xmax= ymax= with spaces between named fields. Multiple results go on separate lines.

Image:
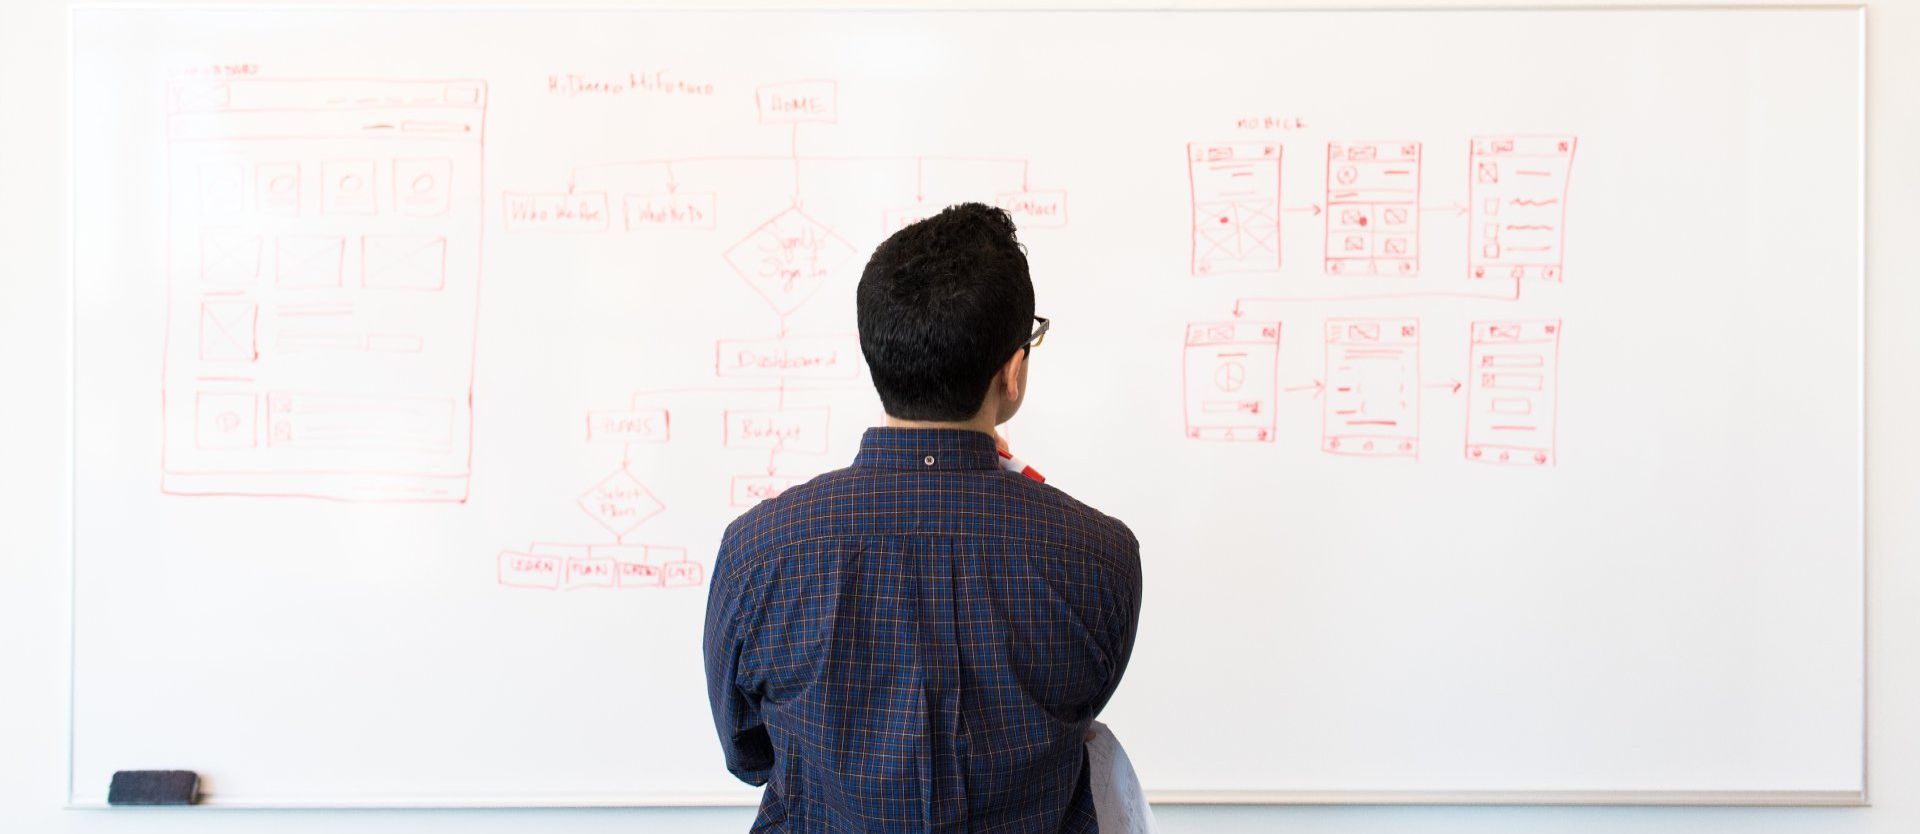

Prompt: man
xmin=704 ymin=203 xmax=1143 ymax=832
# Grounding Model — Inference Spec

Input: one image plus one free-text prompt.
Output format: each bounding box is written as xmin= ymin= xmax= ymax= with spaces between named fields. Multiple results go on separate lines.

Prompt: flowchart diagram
xmin=490 ymin=79 xmax=1067 ymax=590
xmin=1181 ymin=135 xmax=1574 ymax=465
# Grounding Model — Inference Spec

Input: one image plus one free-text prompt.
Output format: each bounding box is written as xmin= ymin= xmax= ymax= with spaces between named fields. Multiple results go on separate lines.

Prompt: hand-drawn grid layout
xmin=1325 ymin=142 xmax=1421 ymax=276
xmin=1468 ymin=136 xmax=1576 ymax=281
xmin=1323 ymin=318 xmax=1421 ymax=458
xmin=1183 ymin=134 xmax=1572 ymax=465
xmin=1188 ymin=142 xmax=1282 ymax=276
xmin=1465 ymin=319 xmax=1561 ymax=466
xmin=161 ymin=79 xmax=488 ymax=501
xmin=1182 ymin=322 xmax=1282 ymax=442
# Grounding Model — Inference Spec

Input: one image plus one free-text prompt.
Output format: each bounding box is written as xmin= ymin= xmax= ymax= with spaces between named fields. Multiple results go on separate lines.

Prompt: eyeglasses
xmin=1016 ymin=316 xmax=1050 ymax=356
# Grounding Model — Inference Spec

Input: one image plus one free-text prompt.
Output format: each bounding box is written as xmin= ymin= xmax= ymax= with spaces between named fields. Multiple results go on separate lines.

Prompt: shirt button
xmin=923 ymin=455 xmax=936 ymax=466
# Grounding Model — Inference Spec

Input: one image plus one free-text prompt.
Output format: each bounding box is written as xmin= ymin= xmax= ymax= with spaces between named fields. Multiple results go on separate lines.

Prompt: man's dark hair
xmin=856 ymin=203 xmax=1035 ymax=422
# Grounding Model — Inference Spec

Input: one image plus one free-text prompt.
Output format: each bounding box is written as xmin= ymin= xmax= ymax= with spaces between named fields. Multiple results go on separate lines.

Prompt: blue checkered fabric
xmin=705 ymin=427 xmax=1142 ymax=832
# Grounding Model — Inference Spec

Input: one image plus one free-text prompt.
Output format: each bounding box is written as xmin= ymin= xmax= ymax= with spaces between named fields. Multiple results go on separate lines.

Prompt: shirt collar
xmin=853 ymin=427 xmax=1002 ymax=472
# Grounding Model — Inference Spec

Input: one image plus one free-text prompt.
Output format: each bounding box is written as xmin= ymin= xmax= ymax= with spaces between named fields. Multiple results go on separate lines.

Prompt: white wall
xmin=4 ymin=1 xmax=1915 ymax=832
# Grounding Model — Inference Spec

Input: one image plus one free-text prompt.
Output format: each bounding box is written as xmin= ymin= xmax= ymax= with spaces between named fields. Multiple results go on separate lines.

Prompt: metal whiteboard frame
xmin=58 ymin=789 xmax=1868 ymax=810
xmin=64 ymin=0 xmax=1869 ymax=810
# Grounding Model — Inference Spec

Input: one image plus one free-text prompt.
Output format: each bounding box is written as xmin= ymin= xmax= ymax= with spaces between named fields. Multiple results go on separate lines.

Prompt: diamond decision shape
xmin=578 ymin=467 xmax=665 ymax=537
xmin=725 ymin=208 xmax=855 ymax=316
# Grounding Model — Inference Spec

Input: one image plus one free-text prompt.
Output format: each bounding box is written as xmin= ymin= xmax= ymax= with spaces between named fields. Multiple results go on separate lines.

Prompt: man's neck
xmin=883 ymin=414 xmax=997 ymax=437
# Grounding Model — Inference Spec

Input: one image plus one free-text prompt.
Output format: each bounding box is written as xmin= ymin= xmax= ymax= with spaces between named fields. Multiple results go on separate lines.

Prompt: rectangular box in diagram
xmin=995 ymin=189 xmax=1068 ymax=228
xmin=616 ymin=560 xmax=663 ymax=589
xmin=502 ymin=191 xmax=609 ymax=233
xmin=393 ymin=158 xmax=452 ymax=216
xmin=1465 ymin=319 xmax=1561 ymax=466
xmin=731 ymin=475 xmax=804 ymax=507
xmin=1325 ymin=141 xmax=1421 ymax=276
xmin=1188 ymin=142 xmax=1282 ymax=276
xmin=756 ymin=80 xmax=837 ymax=123
xmin=722 ymin=406 xmax=831 ymax=453
xmin=160 ymin=78 xmax=487 ymax=501
xmin=497 ymin=551 xmax=562 ymax=590
xmin=586 ymin=408 xmax=670 ymax=443
xmin=1323 ymin=318 xmax=1421 ymax=458
xmin=564 ymin=555 xmax=618 ymax=590
xmin=1468 ymin=136 xmax=1576 ymax=281
xmin=714 ymin=334 xmax=859 ymax=380
xmin=1182 ymin=321 xmax=1281 ymax=443
xmin=623 ymin=192 xmax=715 ymax=230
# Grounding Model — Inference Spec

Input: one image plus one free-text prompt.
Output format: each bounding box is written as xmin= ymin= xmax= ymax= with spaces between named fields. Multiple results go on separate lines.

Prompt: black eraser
xmin=107 ymin=770 xmax=199 ymax=806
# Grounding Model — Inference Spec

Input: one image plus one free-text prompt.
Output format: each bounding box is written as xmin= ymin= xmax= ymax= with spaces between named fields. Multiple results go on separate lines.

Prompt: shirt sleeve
xmin=703 ymin=525 xmax=775 ymax=785
xmin=1086 ymin=524 xmax=1145 ymax=721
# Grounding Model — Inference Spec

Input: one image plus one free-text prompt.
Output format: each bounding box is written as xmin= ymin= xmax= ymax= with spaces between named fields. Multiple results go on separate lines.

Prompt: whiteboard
xmin=69 ymin=5 xmax=1865 ymax=807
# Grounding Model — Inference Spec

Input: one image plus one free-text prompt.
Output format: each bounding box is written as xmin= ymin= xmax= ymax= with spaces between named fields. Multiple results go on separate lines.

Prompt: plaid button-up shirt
xmin=704 ymin=427 xmax=1142 ymax=832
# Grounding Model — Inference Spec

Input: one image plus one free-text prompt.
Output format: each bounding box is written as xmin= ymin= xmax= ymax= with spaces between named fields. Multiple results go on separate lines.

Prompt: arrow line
xmin=623 ymin=384 xmax=852 ymax=402
xmin=1231 ymin=277 xmax=1522 ymax=316
xmin=790 ymin=123 xmax=802 ymax=206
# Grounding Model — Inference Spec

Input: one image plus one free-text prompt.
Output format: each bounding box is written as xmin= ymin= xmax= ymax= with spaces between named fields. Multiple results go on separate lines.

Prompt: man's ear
xmin=1001 ymin=350 xmax=1026 ymax=405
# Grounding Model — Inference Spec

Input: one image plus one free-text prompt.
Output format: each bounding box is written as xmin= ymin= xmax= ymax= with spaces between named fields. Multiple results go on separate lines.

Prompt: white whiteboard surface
xmin=69 ymin=5 xmax=1864 ymax=807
